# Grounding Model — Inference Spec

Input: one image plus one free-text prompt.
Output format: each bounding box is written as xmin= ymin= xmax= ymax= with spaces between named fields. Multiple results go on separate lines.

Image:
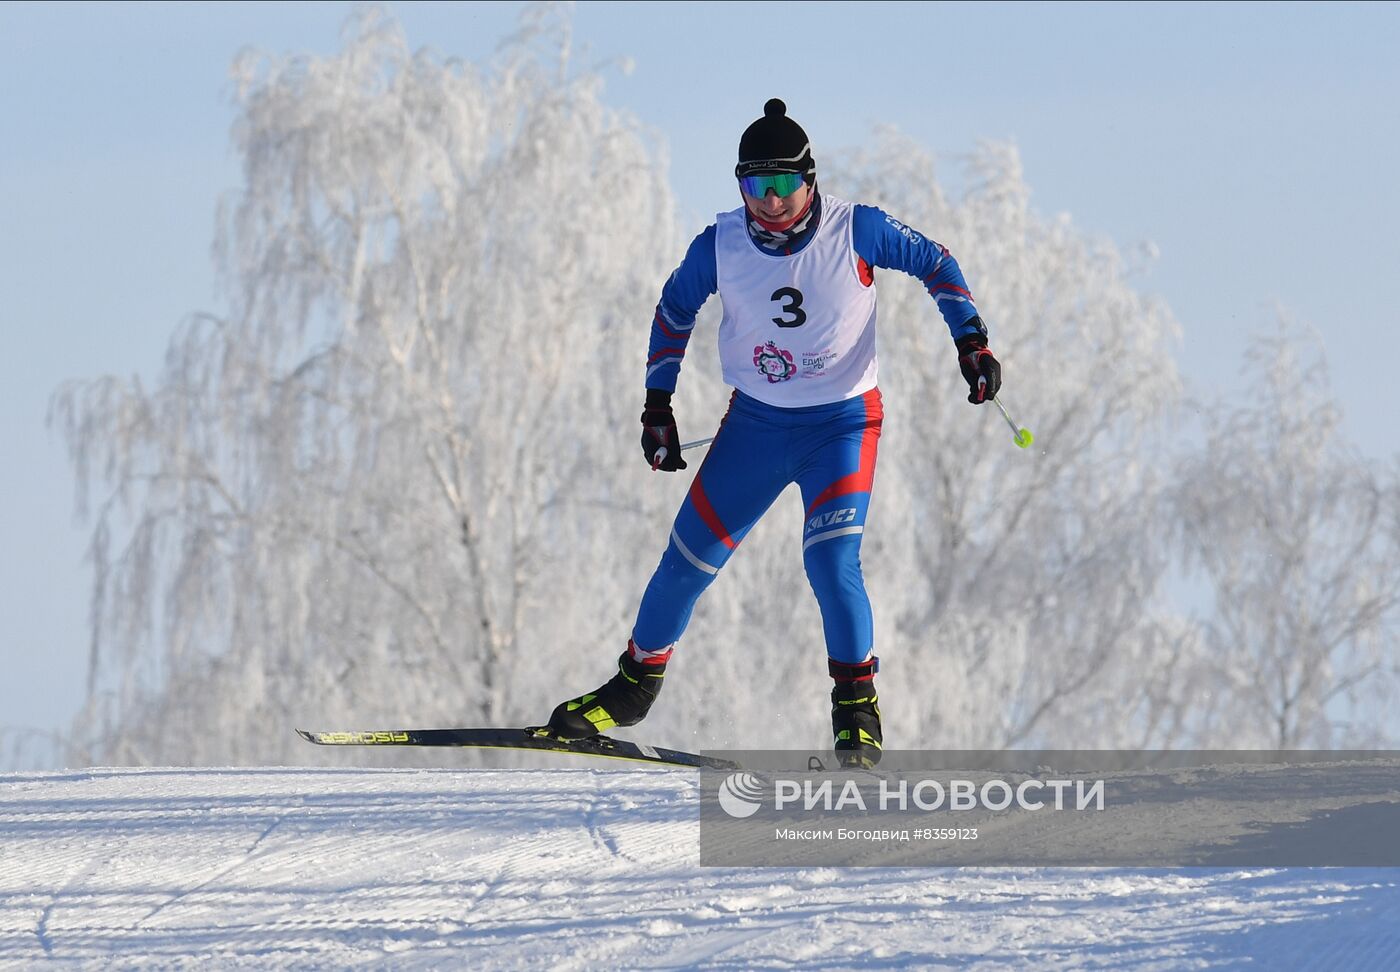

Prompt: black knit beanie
xmin=735 ymin=98 xmax=815 ymax=183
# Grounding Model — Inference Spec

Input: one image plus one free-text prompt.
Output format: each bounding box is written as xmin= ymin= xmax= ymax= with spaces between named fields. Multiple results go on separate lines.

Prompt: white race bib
xmin=714 ymin=195 xmax=878 ymax=407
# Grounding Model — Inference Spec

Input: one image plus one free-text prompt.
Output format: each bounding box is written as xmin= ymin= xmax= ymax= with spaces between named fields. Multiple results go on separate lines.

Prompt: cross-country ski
xmin=295 ymin=726 xmax=741 ymax=770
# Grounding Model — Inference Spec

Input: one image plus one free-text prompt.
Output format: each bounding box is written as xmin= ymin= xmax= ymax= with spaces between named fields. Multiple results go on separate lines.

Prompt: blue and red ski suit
xmin=633 ymin=193 xmax=984 ymax=664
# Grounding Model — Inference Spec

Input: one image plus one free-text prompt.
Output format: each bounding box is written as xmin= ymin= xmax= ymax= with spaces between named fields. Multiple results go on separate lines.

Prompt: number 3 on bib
xmin=770 ymin=287 xmax=807 ymax=328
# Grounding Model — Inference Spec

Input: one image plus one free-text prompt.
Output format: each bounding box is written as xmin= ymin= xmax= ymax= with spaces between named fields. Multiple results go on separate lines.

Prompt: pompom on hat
xmin=735 ymin=98 xmax=815 ymax=182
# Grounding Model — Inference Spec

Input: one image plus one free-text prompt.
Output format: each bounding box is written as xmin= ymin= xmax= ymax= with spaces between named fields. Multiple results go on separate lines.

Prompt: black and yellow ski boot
xmin=545 ymin=642 xmax=672 ymax=740
xmin=831 ymin=656 xmax=882 ymax=768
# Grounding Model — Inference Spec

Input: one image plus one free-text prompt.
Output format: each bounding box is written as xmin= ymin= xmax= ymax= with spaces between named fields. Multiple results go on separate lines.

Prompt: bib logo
xmin=754 ymin=342 xmax=796 ymax=383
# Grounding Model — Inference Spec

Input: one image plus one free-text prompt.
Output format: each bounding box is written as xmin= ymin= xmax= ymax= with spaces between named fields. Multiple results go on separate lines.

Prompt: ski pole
xmin=992 ymin=395 xmax=1034 ymax=449
xmin=650 ymin=436 xmax=716 ymax=471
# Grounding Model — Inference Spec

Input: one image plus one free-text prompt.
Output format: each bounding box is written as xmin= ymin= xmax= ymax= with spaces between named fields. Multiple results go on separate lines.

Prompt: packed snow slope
xmin=3 ymin=765 xmax=1400 ymax=969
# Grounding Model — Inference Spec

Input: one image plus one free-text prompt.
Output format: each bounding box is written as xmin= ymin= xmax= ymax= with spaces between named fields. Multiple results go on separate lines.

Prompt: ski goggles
xmin=737 ymin=171 xmax=807 ymax=198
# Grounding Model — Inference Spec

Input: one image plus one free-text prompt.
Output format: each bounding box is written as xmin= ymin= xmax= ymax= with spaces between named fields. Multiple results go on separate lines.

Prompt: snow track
xmin=2 ymin=767 xmax=1398 ymax=969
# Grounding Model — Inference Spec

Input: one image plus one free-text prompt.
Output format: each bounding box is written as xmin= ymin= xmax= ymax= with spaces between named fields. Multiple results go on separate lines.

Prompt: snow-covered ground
xmin=3 ymin=765 xmax=1399 ymax=969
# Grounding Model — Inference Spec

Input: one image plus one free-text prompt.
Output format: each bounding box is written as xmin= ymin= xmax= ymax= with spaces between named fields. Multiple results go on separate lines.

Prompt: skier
xmin=545 ymin=99 xmax=1001 ymax=766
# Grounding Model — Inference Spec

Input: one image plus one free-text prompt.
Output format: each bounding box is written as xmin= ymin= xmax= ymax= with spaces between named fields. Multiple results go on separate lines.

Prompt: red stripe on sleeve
xmin=654 ymin=311 xmax=688 ymax=340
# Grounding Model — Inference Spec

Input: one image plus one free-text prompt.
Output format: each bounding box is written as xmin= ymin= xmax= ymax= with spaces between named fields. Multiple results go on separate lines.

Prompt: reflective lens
xmin=738 ymin=172 xmax=806 ymax=198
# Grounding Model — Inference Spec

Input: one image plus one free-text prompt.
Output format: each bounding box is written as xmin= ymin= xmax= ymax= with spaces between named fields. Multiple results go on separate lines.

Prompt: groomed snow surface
xmin=3 ymin=766 xmax=1399 ymax=969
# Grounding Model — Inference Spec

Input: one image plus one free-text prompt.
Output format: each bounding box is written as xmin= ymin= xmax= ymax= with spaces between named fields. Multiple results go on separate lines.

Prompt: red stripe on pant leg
xmin=688 ymin=474 xmax=737 ymax=550
xmin=805 ymin=389 xmax=884 ymax=517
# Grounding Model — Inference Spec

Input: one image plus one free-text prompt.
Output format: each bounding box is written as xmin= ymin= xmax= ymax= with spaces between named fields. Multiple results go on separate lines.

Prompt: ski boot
xmin=545 ymin=641 xmax=672 ymax=740
xmin=830 ymin=656 xmax=882 ymax=768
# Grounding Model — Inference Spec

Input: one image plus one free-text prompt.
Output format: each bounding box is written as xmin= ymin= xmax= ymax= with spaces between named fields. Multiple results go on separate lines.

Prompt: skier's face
xmin=741 ymin=180 xmax=812 ymax=228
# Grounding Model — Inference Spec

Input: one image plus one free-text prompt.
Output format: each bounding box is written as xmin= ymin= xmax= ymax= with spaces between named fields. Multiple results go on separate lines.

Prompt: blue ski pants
xmin=631 ymin=388 xmax=883 ymax=664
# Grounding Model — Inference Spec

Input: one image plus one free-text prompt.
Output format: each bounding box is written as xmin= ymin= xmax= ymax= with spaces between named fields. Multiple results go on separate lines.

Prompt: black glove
xmin=956 ymin=332 xmax=1001 ymax=405
xmin=640 ymin=388 xmax=687 ymax=471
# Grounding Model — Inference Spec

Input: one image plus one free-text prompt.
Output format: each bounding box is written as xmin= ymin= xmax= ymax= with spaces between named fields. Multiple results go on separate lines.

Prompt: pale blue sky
xmin=3 ymin=1 xmax=1398 ymax=742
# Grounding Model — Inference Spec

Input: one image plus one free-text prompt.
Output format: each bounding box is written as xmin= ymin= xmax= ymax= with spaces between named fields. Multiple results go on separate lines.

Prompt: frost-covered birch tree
xmin=1172 ymin=322 xmax=1400 ymax=747
xmin=50 ymin=12 xmax=1203 ymax=763
xmin=52 ymin=8 xmax=679 ymax=764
